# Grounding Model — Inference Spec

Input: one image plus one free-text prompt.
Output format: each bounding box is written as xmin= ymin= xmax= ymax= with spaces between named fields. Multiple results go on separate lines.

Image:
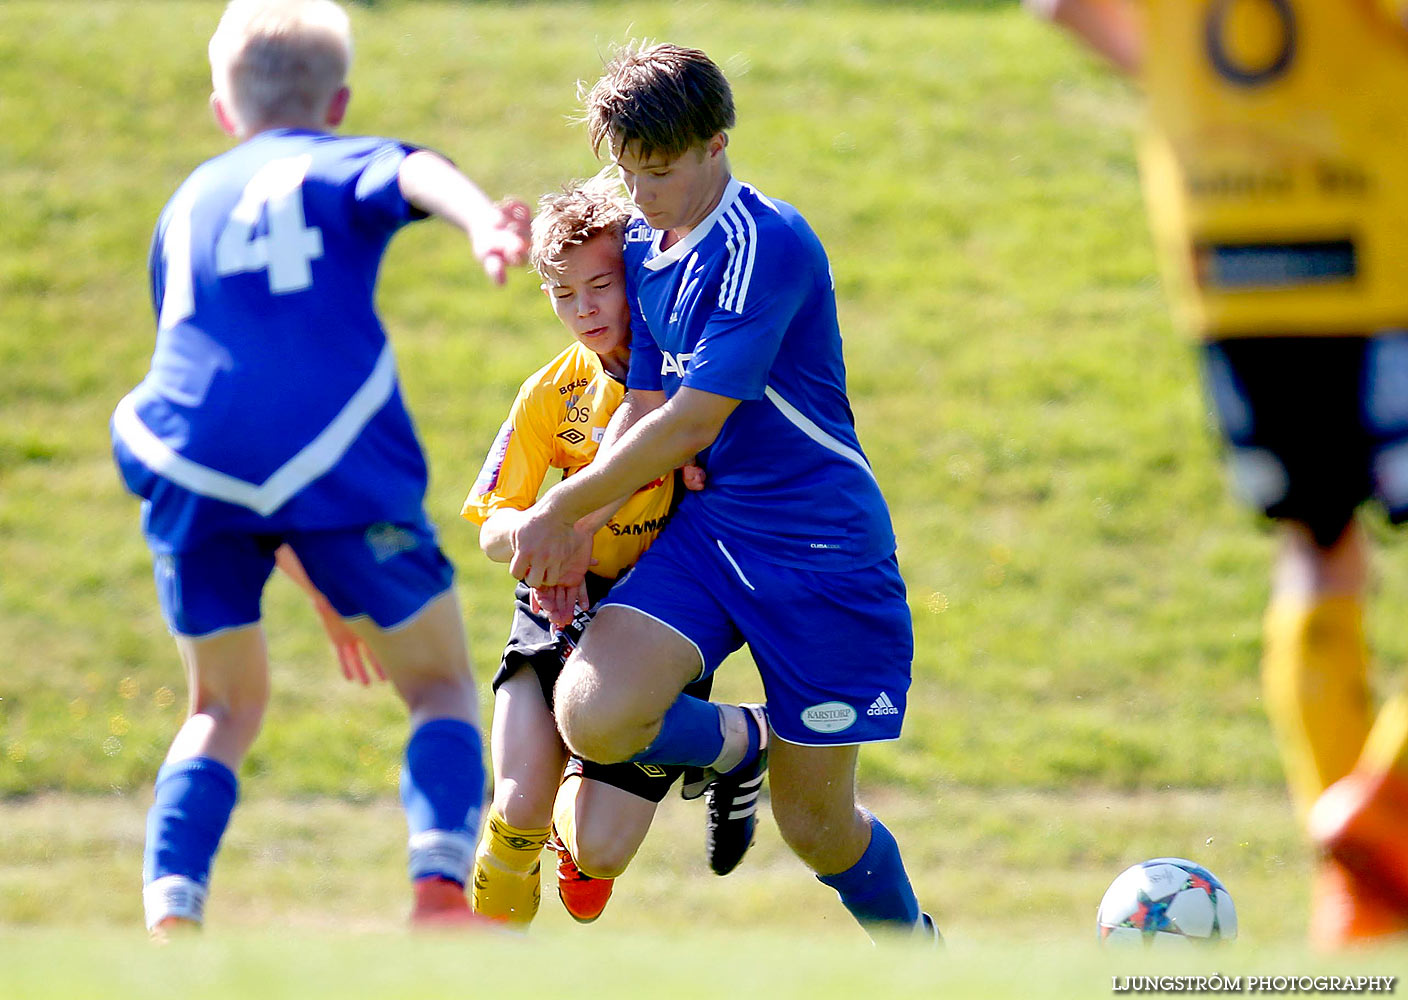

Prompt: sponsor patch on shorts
xmin=800 ymin=701 xmax=857 ymax=734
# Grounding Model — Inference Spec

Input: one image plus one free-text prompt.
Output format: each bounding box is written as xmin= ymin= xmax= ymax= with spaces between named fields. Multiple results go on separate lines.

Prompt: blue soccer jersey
xmin=112 ymin=129 xmax=432 ymax=552
xmin=623 ymin=178 xmax=895 ymax=570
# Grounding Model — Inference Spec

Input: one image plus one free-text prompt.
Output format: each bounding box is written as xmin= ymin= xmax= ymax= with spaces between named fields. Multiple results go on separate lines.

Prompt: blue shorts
xmin=600 ymin=504 xmax=913 ymax=746
xmin=152 ymin=520 xmax=454 ymax=638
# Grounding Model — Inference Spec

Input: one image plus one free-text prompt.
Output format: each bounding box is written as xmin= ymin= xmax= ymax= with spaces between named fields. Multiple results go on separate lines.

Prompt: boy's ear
xmin=326 ymin=86 xmax=351 ymax=128
xmin=210 ymin=94 xmax=240 ymax=137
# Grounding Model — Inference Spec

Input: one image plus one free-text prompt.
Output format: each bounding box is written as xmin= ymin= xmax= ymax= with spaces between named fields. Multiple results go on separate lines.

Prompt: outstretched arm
xmin=509 ymin=387 xmax=738 ymax=588
xmin=397 ymin=150 xmax=530 ymax=284
xmin=1026 ymin=0 xmax=1142 ymax=76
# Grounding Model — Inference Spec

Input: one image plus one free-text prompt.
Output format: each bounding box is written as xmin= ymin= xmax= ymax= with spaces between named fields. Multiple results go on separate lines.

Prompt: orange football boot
xmin=1310 ymin=770 xmax=1408 ymax=911
xmin=149 ymin=915 xmax=200 ymax=943
xmin=1309 ymin=857 xmax=1408 ymax=951
xmin=547 ymin=830 xmax=614 ymax=923
xmin=411 ymin=876 xmax=496 ymax=929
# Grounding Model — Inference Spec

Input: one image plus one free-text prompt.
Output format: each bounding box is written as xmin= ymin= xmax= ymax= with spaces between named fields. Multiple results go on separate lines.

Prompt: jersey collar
xmin=644 ymin=177 xmax=744 ymax=271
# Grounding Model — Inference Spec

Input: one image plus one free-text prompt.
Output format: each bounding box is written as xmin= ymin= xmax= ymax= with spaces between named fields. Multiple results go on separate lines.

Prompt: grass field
xmin=2 ymin=0 xmax=1407 ymax=993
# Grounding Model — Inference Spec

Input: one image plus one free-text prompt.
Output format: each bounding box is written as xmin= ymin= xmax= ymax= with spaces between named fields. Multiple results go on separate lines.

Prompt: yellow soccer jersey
xmin=1138 ymin=0 xmax=1408 ymax=338
xmin=461 ymin=341 xmax=673 ymax=580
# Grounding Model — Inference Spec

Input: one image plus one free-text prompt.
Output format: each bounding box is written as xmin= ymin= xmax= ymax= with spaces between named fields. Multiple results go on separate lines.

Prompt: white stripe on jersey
xmin=717 ymin=203 xmax=758 ymax=314
xmin=643 ymin=177 xmax=744 ymax=271
xmin=113 ymin=343 xmax=399 ymax=516
xmin=763 ymin=385 xmax=878 ymax=484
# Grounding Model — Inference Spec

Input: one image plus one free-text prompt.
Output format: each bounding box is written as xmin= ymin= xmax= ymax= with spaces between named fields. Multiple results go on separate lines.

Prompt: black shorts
xmin=1200 ymin=334 xmax=1408 ymax=546
xmin=492 ymin=573 xmax=713 ymax=803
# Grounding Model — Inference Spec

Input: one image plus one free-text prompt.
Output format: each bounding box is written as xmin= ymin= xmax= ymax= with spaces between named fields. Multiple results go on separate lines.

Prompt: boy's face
xmin=543 ymin=232 xmax=631 ymax=365
xmin=611 ymin=134 xmax=727 ymax=233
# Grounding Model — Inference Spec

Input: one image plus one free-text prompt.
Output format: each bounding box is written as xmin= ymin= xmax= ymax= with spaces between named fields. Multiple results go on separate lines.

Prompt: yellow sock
xmin=551 ymin=775 xmax=612 ymax=880
xmin=470 ymin=810 xmax=549 ymax=925
xmin=1261 ymin=595 xmax=1374 ymax=821
xmin=1358 ymin=692 xmax=1408 ymax=780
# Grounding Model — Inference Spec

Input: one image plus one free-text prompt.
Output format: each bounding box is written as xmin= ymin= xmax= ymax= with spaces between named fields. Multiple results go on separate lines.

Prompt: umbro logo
xmin=558 ymin=428 xmax=586 ymax=445
xmin=867 ymin=692 xmax=900 ymax=717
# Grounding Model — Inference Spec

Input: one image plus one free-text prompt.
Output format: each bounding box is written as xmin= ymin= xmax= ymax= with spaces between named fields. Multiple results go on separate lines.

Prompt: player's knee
xmin=571 ymin=827 xmax=635 ymax=879
xmin=554 ymin=670 xmax=641 ymax=764
xmin=194 ymin=693 xmax=268 ymax=745
xmin=397 ymin=675 xmax=477 ymax=722
xmin=557 ymin=710 xmax=640 ymax=765
xmin=772 ymin=796 xmax=862 ymax=871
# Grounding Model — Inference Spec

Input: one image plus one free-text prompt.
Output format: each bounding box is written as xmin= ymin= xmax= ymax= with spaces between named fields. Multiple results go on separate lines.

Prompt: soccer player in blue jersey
xmin=510 ymin=42 xmax=935 ymax=942
xmin=110 ymin=0 xmax=529 ymax=936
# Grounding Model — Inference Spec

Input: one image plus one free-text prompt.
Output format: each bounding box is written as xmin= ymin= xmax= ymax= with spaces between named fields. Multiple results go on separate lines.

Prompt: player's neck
xmin=599 ymin=347 xmax=630 ymax=380
xmin=241 ymin=118 xmax=335 ymax=139
xmin=662 ymin=169 xmax=732 ymax=250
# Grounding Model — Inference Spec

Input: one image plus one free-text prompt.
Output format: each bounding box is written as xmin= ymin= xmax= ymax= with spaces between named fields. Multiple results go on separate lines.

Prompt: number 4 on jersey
xmin=215 ymin=154 xmax=323 ymax=293
xmin=159 ymin=154 xmax=324 ymax=331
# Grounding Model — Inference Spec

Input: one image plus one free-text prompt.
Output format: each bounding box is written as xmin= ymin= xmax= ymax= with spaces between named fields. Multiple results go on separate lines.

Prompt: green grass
xmin=11 ymin=930 xmax=1402 ymax=1000
xmin=3 ymin=0 xmax=1408 ymax=971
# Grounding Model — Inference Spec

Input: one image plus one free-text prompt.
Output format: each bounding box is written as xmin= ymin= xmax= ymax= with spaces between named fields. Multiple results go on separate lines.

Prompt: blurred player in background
xmin=508 ymin=43 xmax=935 ymax=943
xmin=461 ymin=180 xmax=728 ymax=926
xmin=110 ymin=0 xmax=528 ymax=936
xmin=1031 ymin=0 xmax=1408 ymax=948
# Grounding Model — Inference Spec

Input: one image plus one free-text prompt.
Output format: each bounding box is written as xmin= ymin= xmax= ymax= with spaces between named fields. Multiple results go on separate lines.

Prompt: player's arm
xmin=1026 ymin=0 xmax=1142 ymax=75
xmin=529 ymin=390 xmax=671 ymax=626
xmin=396 ymin=150 xmax=530 ymax=284
xmin=274 ymin=545 xmax=386 ymax=686
xmin=464 ymin=383 xmax=556 ymax=563
xmin=509 ymin=387 xmax=738 ymax=588
xmin=569 ymin=388 xmax=670 ymax=534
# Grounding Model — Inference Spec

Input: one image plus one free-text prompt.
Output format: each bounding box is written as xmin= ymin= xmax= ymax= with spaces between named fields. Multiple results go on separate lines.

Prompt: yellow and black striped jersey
xmin=461 ymin=341 xmax=672 ymax=579
xmin=1138 ymin=0 xmax=1408 ymax=337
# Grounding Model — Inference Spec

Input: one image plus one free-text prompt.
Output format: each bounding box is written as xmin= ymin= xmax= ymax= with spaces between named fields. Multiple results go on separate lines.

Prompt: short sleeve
xmin=460 ymin=378 xmax=558 ymax=524
xmin=348 ymin=140 xmax=425 ymax=235
xmin=681 ymin=228 xmax=812 ymax=400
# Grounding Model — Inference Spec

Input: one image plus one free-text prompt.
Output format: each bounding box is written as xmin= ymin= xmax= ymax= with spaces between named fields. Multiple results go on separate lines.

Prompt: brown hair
xmin=584 ymin=41 xmax=736 ymax=161
xmin=531 ymin=178 xmax=632 ymax=279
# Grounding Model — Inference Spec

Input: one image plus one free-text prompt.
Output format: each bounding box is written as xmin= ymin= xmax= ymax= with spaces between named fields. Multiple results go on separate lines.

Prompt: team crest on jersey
xmin=660 ymin=352 xmax=693 ymax=377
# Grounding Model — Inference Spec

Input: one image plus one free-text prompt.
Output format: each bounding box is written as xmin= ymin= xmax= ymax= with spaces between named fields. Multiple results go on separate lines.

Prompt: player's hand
xmin=472 ymin=199 xmax=531 ymax=285
xmin=682 ymin=459 xmax=706 ymax=491
xmin=509 ymin=503 xmax=594 ymax=589
xmin=311 ymin=598 xmax=386 ymax=686
xmin=529 ymin=581 xmax=591 ymax=629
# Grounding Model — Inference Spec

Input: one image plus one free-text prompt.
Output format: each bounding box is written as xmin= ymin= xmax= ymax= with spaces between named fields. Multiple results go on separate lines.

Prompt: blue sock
xmin=631 ymin=694 xmax=725 ymax=767
xmin=401 ymin=718 xmax=485 ymax=884
xmin=142 ymin=757 xmax=239 ymax=887
xmin=816 ymin=814 xmax=921 ymax=931
xmin=401 ymin=717 xmax=485 ymax=834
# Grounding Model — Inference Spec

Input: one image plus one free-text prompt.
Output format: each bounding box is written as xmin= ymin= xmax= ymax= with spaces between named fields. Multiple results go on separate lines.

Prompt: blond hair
xmin=584 ymin=41 xmax=736 ymax=160
xmin=209 ymin=0 xmax=352 ymax=130
xmin=530 ymin=178 xmax=632 ymax=279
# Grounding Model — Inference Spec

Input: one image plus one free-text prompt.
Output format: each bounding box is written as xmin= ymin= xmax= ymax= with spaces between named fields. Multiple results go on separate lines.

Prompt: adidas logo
xmin=867 ymin=692 xmax=900 ymax=717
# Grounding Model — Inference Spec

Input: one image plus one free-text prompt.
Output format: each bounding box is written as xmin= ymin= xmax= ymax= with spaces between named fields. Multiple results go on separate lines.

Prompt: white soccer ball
xmin=1097 ymin=857 xmax=1237 ymax=944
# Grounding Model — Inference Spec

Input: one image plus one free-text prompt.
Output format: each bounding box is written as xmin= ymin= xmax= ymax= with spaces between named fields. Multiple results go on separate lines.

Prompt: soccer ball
xmin=1097 ymin=857 xmax=1237 ymax=944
